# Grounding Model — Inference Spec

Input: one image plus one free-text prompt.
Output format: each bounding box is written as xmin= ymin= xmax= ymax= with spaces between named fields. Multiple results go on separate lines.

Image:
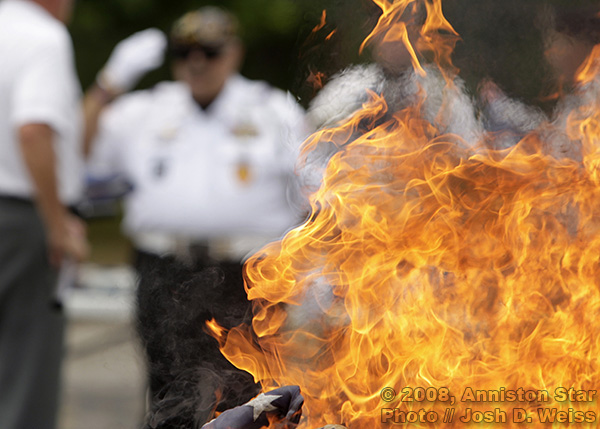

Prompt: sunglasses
xmin=169 ymin=44 xmax=224 ymax=60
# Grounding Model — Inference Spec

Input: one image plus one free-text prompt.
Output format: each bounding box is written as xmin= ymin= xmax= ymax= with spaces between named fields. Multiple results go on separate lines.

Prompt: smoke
xmin=136 ymin=258 xmax=259 ymax=428
xmin=306 ymin=64 xmax=385 ymax=130
xmin=300 ymin=61 xmax=484 ymax=200
xmin=478 ymin=79 xmax=547 ymax=149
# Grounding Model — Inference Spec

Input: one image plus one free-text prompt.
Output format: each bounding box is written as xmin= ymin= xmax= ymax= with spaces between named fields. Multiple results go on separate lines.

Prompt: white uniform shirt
xmin=0 ymin=0 xmax=84 ymax=204
xmin=89 ymin=75 xmax=309 ymax=259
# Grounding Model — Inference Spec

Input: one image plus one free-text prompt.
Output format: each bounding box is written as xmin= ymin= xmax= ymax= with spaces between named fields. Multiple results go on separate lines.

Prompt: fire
xmin=576 ymin=45 xmax=600 ymax=87
xmin=313 ymin=10 xmax=328 ymax=33
xmin=208 ymin=1 xmax=600 ymax=427
xmin=306 ymin=70 xmax=327 ymax=92
xmin=360 ymin=0 xmax=426 ymax=76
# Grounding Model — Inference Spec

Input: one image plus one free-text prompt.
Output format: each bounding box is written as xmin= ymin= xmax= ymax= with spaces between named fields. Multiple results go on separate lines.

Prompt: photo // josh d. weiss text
xmin=380 ymin=386 xmax=597 ymax=425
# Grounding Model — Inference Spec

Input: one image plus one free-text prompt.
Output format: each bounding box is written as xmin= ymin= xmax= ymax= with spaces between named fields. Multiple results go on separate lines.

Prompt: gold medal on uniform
xmin=237 ymin=158 xmax=251 ymax=183
xmin=232 ymin=121 xmax=258 ymax=184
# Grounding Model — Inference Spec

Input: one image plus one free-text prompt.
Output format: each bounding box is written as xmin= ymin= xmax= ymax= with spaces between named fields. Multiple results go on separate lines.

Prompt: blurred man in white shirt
xmin=86 ymin=6 xmax=309 ymax=427
xmin=0 ymin=0 xmax=88 ymax=427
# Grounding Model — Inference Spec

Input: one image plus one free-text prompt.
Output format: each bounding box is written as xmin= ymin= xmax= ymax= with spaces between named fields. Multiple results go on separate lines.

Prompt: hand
xmin=98 ymin=28 xmax=167 ymax=93
xmin=47 ymin=212 xmax=90 ymax=267
xmin=202 ymin=385 xmax=304 ymax=429
xmin=261 ymin=385 xmax=305 ymax=424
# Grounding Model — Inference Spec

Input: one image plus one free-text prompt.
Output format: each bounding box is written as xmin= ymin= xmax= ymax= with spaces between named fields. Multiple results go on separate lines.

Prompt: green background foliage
xmin=70 ymin=0 xmax=329 ymax=106
xmin=70 ymin=0 xmax=600 ymax=111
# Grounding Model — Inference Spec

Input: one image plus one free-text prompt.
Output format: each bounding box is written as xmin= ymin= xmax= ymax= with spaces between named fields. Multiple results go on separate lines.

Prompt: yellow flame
xmin=360 ymin=0 xmax=460 ymax=80
xmin=360 ymin=0 xmax=425 ymax=76
xmin=418 ymin=0 xmax=460 ymax=82
xmin=576 ymin=45 xmax=600 ymax=86
xmin=209 ymin=3 xmax=600 ymax=428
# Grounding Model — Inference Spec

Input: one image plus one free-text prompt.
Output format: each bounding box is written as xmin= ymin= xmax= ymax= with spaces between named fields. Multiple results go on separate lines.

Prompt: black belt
xmin=0 ymin=195 xmax=82 ymax=218
xmin=134 ymin=244 xmax=241 ymax=268
xmin=0 ymin=194 xmax=34 ymax=205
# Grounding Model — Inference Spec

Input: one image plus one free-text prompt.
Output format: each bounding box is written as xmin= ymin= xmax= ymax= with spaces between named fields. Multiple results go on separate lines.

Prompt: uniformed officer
xmin=86 ymin=6 xmax=309 ymax=427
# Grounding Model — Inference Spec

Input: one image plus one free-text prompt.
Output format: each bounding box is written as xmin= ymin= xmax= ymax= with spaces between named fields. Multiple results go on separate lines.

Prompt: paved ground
xmin=58 ymin=318 xmax=147 ymax=429
xmin=57 ymin=264 xmax=147 ymax=429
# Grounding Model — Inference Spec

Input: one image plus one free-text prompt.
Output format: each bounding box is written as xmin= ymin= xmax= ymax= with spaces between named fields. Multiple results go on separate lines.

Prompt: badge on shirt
xmin=231 ymin=122 xmax=259 ymax=138
xmin=231 ymin=121 xmax=258 ymax=184
xmin=237 ymin=158 xmax=251 ymax=183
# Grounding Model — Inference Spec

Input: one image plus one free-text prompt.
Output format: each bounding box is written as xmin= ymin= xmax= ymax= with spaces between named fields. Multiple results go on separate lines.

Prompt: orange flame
xmin=576 ymin=45 xmax=600 ymax=87
xmin=360 ymin=0 xmax=459 ymax=80
xmin=306 ymin=70 xmax=327 ymax=92
xmin=207 ymin=3 xmax=600 ymax=429
xmin=313 ymin=10 xmax=327 ymax=33
xmin=360 ymin=0 xmax=425 ymax=76
xmin=417 ymin=0 xmax=460 ymax=80
xmin=572 ymin=46 xmax=600 ymax=187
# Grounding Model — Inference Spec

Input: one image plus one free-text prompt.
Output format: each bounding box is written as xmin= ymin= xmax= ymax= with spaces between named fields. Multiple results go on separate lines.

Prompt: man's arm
xmin=82 ymin=85 xmax=116 ymax=158
xmin=19 ymin=123 xmax=88 ymax=266
xmin=83 ymin=28 xmax=166 ymax=158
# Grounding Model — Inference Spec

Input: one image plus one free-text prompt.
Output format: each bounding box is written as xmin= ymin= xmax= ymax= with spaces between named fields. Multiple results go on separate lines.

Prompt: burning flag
xmin=208 ymin=0 xmax=600 ymax=427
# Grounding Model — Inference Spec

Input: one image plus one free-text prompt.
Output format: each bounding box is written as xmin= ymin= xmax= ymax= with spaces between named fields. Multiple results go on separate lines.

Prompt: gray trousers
xmin=0 ymin=198 xmax=64 ymax=429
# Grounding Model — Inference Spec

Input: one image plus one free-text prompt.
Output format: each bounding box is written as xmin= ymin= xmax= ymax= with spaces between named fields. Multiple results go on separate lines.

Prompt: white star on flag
xmin=246 ymin=393 xmax=282 ymax=421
